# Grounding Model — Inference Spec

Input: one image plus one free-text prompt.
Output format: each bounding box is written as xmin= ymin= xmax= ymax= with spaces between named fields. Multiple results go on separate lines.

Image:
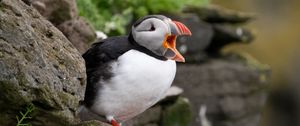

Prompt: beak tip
xmin=176 ymin=59 xmax=185 ymax=63
xmin=183 ymin=32 xmax=192 ymax=36
xmin=172 ymin=20 xmax=192 ymax=36
xmin=173 ymin=56 xmax=185 ymax=62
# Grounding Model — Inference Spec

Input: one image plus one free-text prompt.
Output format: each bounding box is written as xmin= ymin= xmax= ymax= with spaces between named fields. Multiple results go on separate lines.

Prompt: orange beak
xmin=163 ymin=34 xmax=185 ymax=62
xmin=162 ymin=21 xmax=192 ymax=62
xmin=172 ymin=21 xmax=192 ymax=36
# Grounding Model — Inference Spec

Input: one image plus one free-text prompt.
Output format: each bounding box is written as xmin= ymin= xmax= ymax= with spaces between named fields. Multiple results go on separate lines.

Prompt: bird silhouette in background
xmin=79 ymin=15 xmax=192 ymax=126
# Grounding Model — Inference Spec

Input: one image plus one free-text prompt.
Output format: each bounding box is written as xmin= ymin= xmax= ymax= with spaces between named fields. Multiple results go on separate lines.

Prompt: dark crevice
xmin=45 ymin=30 xmax=53 ymax=38
xmin=21 ymin=0 xmax=32 ymax=6
xmin=77 ymin=77 xmax=85 ymax=86
xmin=22 ymin=88 xmax=27 ymax=92
xmin=62 ymin=87 xmax=67 ymax=93
xmin=32 ymin=100 xmax=56 ymax=111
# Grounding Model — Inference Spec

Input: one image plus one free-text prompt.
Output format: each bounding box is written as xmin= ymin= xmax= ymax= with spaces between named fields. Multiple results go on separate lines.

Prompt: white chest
xmin=91 ymin=50 xmax=176 ymax=121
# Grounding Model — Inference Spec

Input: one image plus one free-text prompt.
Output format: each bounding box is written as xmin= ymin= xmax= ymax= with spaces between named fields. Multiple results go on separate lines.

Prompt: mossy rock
xmin=74 ymin=120 xmax=111 ymax=126
xmin=162 ymin=97 xmax=192 ymax=126
xmin=0 ymin=0 xmax=86 ymax=125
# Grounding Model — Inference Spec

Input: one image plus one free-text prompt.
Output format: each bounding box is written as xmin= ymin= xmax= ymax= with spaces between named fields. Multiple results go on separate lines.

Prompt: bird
xmin=79 ymin=15 xmax=192 ymax=126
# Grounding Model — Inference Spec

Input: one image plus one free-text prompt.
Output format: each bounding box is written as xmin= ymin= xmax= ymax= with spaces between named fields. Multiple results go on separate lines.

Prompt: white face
xmin=132 ymin=18 xmax=171 ymax=56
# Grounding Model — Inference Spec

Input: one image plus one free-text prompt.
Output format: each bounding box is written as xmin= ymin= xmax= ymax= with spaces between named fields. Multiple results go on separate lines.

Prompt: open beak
xmin=171 ymin=21 xmax=192 ymax=36
xmin=162 ymin=20 xmax=192 ymax=62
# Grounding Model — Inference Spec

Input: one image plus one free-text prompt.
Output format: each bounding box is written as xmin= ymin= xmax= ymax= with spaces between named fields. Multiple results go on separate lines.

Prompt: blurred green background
xmin=76 ymin=0 xmax=209 ymax=35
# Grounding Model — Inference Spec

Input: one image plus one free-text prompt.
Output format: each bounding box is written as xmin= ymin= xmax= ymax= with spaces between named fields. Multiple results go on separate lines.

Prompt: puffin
xmin=79 ymin=15 xmax=192 ymax=126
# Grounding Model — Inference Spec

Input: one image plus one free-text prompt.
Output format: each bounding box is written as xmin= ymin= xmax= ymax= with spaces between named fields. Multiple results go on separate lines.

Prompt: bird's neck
xmin=128 ymin=32 xmax=167 ymax=61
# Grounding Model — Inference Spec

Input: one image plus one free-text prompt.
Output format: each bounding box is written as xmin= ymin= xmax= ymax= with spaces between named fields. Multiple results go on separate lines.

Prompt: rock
xmin=166 ymin=10 xmax=255 ymax=62
xmin=75 ymin=120 xmax=111 ymax=126
xmin=29 ymin=0 xmax=96 ymax=54
xmin=31 ymin=0 xmax=78 ymax=25
xmin=183 ymin=5 xmax=255 ymax=24
xmin=124 ymin=86 xmax=192 ymax=126
xmin=161 ymin=97 xmax=192 ymax=126
xmin=57 ymin=18 xmax=96 ymax=54
xmin=124 ymin=106 xmax=162 ymax=126
xmin=95 ymin=31 xmax=108 ymax=40
xmin=223 ymin=114 xmax=261 ymax=126
xmin=0 ymin=0 xmax=86 ymax=125
xmin=160 ymin=86 xmax=184 ymax=103
xmin=21 ymin=0 xmax=32 ymax=5
xmin=173 ymin=53 xmax=269 ymax=126
xmin=206 ymin=24 xmax=254 ymax=53
xmin=124 ymin=96 xmax=192 ymax=126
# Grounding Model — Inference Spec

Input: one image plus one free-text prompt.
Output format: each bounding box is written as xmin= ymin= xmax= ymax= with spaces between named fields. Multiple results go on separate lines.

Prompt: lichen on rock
xmin=0 ymin=0 xmax=86 ymax=125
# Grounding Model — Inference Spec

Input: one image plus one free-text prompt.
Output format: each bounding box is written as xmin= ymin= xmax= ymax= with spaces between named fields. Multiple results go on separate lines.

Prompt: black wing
xmin=82 ymin=36 xmax=134 ymax=107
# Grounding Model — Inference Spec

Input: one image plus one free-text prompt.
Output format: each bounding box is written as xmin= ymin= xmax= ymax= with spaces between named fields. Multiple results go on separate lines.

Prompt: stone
xmin=57 ymin=18 xmax=96 ymax=54
xmin=0 ymin=0 xmax=86 ymax=125
xmin=124 ymin=96 xmax=192 ymax=126
xmin=124 ymin=87 xmax=190 ymax=126
xmin=183 ymin=5 xmax=255 ymax=24
xmin=31 ymin=0 xmax=78 ymax=25
xmin=219 ymin=92 xmax=266 ymax=120
xmin=124 ymin=106 xmax=162 ymax=126
xmin=173 ymin=53 xmax=269 ymax=126
xmin=29 ymin=0 xmax=96 ymax=54
xmin=161 ymin=97 xmax=192 ymax=126
xmin=206 ymin=24 xmax=254 ymax=53
xmin=160 ymin=86 xmax=184 ymax=103
xmin=75 ymin=120 xmax=111 ymax=126
xmin=95 ymin=31 xmax=108 ymax=41
xmin=222 ymin=114 xmax=261 ymax=126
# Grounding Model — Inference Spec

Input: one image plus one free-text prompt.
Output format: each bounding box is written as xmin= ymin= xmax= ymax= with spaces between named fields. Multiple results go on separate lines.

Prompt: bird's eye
xmin=149 ymin=24 xmax=155 ymax=31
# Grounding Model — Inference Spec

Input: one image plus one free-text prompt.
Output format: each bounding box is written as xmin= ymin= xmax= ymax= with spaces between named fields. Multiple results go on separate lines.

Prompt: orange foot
xmin=111 ymin=119 xmax=120 ymax=126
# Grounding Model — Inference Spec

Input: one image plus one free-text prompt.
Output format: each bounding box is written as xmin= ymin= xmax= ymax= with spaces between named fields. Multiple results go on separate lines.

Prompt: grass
xmin=16 ymin=104 xmax=35 ymax=126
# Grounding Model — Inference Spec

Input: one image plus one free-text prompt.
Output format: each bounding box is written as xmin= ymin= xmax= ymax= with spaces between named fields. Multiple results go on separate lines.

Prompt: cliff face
xmin=0 ymin=0 xmax=86 ymax=125
xmin=174 ymin=54 xmax=269 ymax=126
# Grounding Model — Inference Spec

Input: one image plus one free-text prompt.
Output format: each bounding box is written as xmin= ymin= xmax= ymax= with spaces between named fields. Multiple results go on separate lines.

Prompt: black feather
xmin=82 ymin=34 xmax=167 ymax=107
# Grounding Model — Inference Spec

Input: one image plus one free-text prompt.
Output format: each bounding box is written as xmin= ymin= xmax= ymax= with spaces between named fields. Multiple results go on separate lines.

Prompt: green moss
xmin=16 ymin=74 xmax=29 ymax=87
xmin=50 ymin=8 xmax=72 ymax=25
xmin=0 ymin=2 xmax=3 ymax=12
xmin=34 ymin=86 xmax=61 ymax=109
xmin=0 ymin=52 xmax=4 ymax=58
xmin=162 ymin=97 xmax=192 ymax=126
xmin=224 ymin=52 xmax=270 ymax=87
xmin=0 ymin=80 xmax=26 ymax=106
xmin=58 ymin=91 xmax=78 ymax=109
xmin=224 ymin=52 xmax=270 ymax=71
